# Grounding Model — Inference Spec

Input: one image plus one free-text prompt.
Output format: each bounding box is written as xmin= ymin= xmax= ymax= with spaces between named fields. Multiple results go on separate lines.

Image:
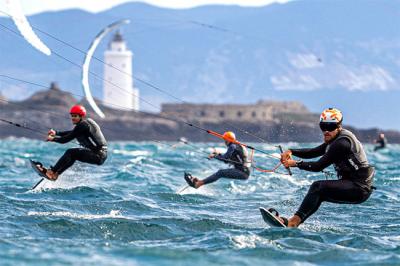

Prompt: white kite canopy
xmin=81 ymin=19 xmax=131 ymax=119
xmin=5 ymin=0 xmax=51 ymax=56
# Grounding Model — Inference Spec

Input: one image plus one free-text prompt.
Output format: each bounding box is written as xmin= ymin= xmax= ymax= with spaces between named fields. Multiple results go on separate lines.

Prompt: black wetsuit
xmin=203 ymin=143 xmax=251 ymax=185
xmin=290 ymin=129 xmax=374 ymax=223
xmin=51 ymin=118 xmax=107 ymax=175
xmin=374 ymin=137 xmax=387 ymax=151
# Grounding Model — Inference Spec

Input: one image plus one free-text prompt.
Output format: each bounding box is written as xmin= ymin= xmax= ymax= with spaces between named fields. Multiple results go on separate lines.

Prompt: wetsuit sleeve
xmin=56 ymin=130 xmax=71 ymax=137
xmin=53 ymin=123 xmax=87 ymax=144
xmin=215 ymin=144 xmax=235 ymax=163
xmin=290 ymin=143 xmax=327 ymax=159
xmin=297 ymin=138 xmax=351 ymax=172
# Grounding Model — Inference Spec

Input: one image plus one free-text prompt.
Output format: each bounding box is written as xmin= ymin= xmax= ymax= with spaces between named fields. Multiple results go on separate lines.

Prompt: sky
xmin=4 ymin=0 xmax=291 ymax=15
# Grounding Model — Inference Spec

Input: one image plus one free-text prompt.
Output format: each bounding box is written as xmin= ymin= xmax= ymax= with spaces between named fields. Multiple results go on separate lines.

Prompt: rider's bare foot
xmin=287 ymin=215 xmax=302 ymax=227
xmin=193 ymin=178 xmax=204 ymax=189
xmin=45 ymin=169 xmax=59 ymax=181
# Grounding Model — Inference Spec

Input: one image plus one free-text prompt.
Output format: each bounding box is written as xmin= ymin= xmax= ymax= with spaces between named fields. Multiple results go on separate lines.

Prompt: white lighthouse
xmin=103 ymin=31 xmax=139 ymax=111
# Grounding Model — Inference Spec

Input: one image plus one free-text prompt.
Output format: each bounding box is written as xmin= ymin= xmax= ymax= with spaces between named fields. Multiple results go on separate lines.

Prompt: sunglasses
xmin=319 ymin=122 xmax=338 ymax=132
xmin=70 ymin=114 xmax=81 ymax=118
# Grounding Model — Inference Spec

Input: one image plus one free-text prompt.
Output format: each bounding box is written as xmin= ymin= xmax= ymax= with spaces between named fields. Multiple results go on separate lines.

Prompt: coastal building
xmin=103 ymin=31 xmax=139 ymax=111
xmin=161 ymin=101 xmax=312 ymax=123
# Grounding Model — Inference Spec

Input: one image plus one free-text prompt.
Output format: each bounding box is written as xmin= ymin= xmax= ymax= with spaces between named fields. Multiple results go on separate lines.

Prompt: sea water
xmin=0 ymin=139 xmax=399 ymax=265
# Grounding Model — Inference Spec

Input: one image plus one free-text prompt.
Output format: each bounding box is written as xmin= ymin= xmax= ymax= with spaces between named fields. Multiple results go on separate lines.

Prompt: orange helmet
xmin=222 ymin=131 xmax=236 ymax=142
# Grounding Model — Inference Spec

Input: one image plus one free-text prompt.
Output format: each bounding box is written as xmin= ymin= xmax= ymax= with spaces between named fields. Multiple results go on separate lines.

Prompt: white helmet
xmin=320 ymin=108 xmax=343 ymax=124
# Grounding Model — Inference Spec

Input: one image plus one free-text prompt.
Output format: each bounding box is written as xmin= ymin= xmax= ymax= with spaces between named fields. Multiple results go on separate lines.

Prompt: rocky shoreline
xmin=1 ymin=86 xmax=399 ymax=143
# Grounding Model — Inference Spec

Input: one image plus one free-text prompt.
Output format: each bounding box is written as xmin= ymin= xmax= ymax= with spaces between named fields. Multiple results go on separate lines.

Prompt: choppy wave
xmin=0 ymin=139 xmax=399 ymax=265
xmin=27 ymin=210 xmax=124 ymax=220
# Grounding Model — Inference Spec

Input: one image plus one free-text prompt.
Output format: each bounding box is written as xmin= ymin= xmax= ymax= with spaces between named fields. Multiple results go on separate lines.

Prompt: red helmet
xmin=69 ymin=105 xmax=86 ymax=117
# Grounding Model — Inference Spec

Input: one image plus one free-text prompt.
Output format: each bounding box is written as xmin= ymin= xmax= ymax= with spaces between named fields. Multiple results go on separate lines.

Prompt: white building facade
xmin=103 ymin=31 xmax=139 ymax=111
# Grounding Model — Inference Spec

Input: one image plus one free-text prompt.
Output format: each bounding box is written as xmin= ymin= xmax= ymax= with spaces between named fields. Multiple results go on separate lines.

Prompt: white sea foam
xmin=176 ymin=185 xmax=216 ymax=196
xmin=229 ymin=181 xmax=257 ymax=194
xmin=14 ymin=157 xmax=26 ymax=166
xmin=277 ymin=173 xmax=311 ymax=186
xmin=113 ymin=150 xmax=151 ymax=156
xmin=231 ymin=234 xmax=274 ymax=249
xmin=27 ymin=210 xmax=123 ymax=220
xmin=29 ymin=171 xmax=92 ymax=192
xmin=128 ymin=156 xmax=147 ymax=164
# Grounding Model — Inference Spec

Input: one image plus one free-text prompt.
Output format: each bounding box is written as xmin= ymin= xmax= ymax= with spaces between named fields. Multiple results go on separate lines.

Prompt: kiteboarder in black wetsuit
xmin=34 ymin=105 xmax=107 ymax=180
xmin=184 ymin=131 xmax=251 ymax=188
xmin=374 ymin=133 xmax=387 ymax=151
xmin=270 ymin=108 xmax=374 ymax=227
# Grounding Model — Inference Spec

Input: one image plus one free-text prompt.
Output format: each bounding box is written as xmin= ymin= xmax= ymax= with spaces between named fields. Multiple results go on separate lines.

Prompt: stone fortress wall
xmin=161 ymin=101 xmax=310 ymax=122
